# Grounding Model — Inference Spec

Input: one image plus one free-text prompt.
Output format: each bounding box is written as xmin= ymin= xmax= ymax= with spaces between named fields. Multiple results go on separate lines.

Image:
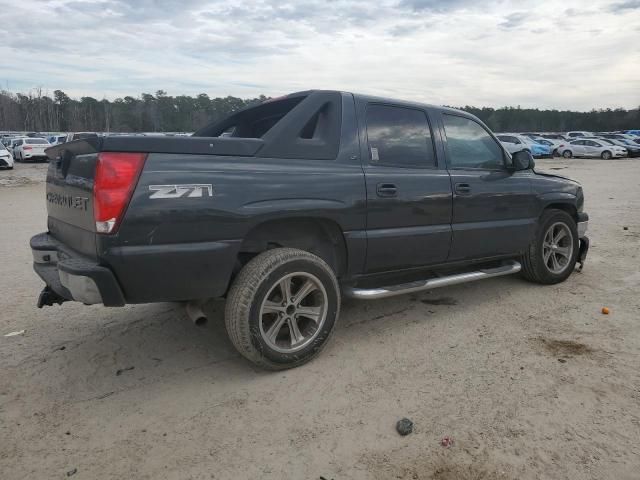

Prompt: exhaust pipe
xmin=185 ymin=301 xmax=208 ymax=326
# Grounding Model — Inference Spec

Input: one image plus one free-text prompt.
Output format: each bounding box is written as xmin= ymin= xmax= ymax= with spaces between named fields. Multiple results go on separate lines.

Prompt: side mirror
xmin=512 ymin=150 xmax=535 ymax=170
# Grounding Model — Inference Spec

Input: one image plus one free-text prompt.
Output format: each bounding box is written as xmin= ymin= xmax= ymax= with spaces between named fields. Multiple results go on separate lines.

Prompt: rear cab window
xmin=365 ymin=104 xmax=436 ymax=168
xmin=442 ymin=114 xmax=505 ymax=170
xmin=26 ymin=139 xmax=48 ymax=145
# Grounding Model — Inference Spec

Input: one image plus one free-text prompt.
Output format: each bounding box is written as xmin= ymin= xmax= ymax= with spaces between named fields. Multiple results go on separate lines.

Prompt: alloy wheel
xmin=542 ymin=222 xmax=574 ymax=274
xmin=259 ymin=272 xmax=328 ymax=353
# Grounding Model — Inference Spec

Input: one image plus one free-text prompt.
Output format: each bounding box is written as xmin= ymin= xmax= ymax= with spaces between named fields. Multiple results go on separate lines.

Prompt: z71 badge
xmin=148 ymin=184 xmax=214 ymax=199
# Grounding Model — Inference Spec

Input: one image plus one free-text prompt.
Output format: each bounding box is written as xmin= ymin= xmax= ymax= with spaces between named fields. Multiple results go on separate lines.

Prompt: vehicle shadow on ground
xmin=28 ymin=275 xmax=534 ymax=402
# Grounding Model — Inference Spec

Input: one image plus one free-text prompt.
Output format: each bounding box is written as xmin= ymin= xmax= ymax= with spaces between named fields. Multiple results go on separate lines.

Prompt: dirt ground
xmin=1 ymin=159 xmax=639 ymax=480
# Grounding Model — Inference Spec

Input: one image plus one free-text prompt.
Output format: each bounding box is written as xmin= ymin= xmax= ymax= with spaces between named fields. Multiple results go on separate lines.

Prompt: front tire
xmin=521 ymin=209 xmax=579 ymax=285
xmin=225 ymin=248 xmax=340 ymax=370
xmin=601 ymin=150 xmax=612 ymax=160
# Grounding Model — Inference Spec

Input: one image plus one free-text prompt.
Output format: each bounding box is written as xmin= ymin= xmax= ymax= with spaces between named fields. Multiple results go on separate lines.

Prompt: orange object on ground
xmin=602 ymin=307 xmax=610 ymax=315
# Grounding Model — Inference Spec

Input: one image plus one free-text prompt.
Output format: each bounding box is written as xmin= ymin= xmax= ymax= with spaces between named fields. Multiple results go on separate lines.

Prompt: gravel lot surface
xmin=1 ymin=159 xmax=639 ymax=479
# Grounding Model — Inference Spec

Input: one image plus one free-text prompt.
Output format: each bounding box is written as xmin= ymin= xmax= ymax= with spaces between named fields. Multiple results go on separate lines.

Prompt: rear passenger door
xmin=439 ymin=113 xmax=536 ymax=261
xmin=361 ymin=103 xmax=452 ymax=273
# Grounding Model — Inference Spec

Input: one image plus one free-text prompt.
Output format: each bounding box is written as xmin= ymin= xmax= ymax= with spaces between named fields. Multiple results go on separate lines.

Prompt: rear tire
xmin=601 ymin=150 xmax=612 ymax=160
xmin=521 ymin=209 xmax=579 ymax=285
xmin=225 ymin=248 xmax=340 ymax=370
xmin=562 ymin=150 xmax=572 ymax=159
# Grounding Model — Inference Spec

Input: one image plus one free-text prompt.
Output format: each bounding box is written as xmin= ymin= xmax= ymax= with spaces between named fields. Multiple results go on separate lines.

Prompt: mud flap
xmin=37 ymin=286 xmax=67 ymax=308
xmin=576 ymin=236 xmax=589 ymax=272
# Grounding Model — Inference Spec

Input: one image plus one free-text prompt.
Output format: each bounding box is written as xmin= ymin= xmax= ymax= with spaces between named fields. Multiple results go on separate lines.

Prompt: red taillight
xmin=93 ymin=152 xmax=146 ymax=234
xmin=24 ymin=146 xmax=33 ymax=150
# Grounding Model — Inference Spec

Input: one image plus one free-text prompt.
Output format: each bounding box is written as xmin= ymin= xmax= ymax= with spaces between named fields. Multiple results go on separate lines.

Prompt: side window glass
xmin=365 ymin=104 xmax=436 ymax=168
xmin=442 ymin=114 xmax=504 ymax=170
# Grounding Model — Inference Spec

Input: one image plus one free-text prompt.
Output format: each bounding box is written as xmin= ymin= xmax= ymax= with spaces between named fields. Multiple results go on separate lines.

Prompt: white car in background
xmin=558 ymin=139 xmax=627 ymax=159
xmin=0 ymin=143 xmax=14 ymax=169
xmin=495 ymin=134 xmax=552 ymax=157
xmin=9 ymin=137 xmax=29 ymax=158
xmin=540 ymin=133 xmax=570 ymax=142
xmin=496 ymin=134 xmax=528 ymax=154
xmin=566 ymin=131 xmax=593 ymax=139
xmin=13 ymin=138 xmax=51 ymax=162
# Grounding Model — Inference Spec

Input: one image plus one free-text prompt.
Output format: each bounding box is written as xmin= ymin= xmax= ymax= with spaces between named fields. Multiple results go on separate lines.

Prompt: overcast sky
xmin=1 ymin=0 xmax=639 ymax=110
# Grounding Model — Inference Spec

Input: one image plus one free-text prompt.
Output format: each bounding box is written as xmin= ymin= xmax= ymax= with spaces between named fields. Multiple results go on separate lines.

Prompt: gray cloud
xmin=499 ymin=12 xmax=528 ymax=29
xmin=608 ymin=0 xmax=640 ymax=12
xmin=398 ymin=0 xmax=471 ymax=12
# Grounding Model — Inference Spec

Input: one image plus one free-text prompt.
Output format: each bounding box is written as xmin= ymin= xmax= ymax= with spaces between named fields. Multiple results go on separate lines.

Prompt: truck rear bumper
xmin=31 ymin=232 xmax=241 ymax=306
xmin=31 ymin=233 xmax=125 ymax=306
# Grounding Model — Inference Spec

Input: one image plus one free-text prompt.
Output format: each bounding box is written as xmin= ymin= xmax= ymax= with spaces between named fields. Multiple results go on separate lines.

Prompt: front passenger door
xmin=441 ymin=114 xmax=536 ymax=261
xmin=583 ymin=140 xmax=600 ymax=157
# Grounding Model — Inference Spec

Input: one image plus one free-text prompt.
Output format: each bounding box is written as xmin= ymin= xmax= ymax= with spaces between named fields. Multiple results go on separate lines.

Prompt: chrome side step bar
xmin=344 ymin=260 xmax=522 ymax=300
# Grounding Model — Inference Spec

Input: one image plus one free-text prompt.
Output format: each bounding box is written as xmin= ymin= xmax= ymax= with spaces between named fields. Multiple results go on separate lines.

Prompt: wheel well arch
xmin=544 ymin=203 xmax=578 ymax=221
xmin=237 ymin=217 xmax=348 ymax=277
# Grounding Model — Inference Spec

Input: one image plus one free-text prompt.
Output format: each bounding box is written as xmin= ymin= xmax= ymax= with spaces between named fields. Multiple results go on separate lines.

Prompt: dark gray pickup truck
xmin=31 ymin=90 xmax=589 ymax=369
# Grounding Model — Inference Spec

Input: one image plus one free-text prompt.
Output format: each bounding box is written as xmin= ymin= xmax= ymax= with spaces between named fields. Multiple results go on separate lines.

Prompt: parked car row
xmin=1 ymin=132 xmax=101 ymax=163
xmin=2 ymin=127 xmax=638 ymax=168
xmin=497 ymin=130 xmax=640 ymax=159
xmin=0 ymin=136 xmax=51 ymax=163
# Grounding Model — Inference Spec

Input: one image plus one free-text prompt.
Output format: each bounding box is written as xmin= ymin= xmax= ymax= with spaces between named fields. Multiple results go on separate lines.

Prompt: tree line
xmin=0 ymin=89 xmax=638 ymax=133
xmin=0 ymin=89 xmax=267 ymax=133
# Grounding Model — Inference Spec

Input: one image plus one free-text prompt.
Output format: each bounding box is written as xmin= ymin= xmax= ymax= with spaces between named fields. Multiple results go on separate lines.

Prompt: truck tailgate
xmin=45 ymin=140 xmax=100 ymax=258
